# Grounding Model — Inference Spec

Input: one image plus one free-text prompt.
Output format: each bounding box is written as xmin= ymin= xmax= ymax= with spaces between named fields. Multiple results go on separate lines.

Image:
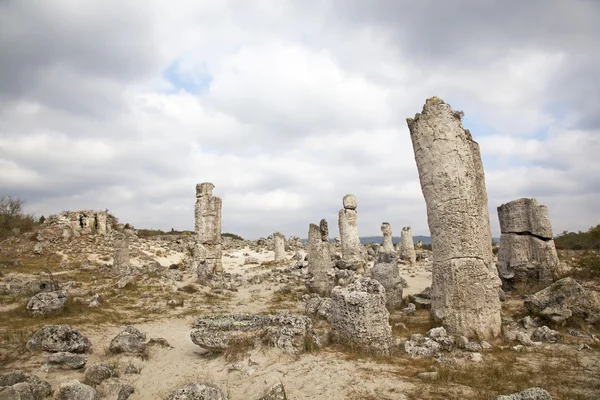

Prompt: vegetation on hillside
xmin=0 ymin=196 xmax=38 ymax=239
xmin=554 ymin=224 xmax=600 ymax=250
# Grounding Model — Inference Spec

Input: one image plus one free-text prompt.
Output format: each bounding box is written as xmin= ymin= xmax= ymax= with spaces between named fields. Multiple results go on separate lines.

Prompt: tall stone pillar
xmin=407 ymin=97 xmax=501 ymax=339
xmin=194 ymin=182 xmax=223 ymax=279
xmin=113 ymin=229 xmax=132 ymax=275
xmin=380 ymin=222 xmax=394 ymax=253
xmin=273 ymin=232 xmax=286 ymax=261
xmin=306 ymin=219 xmax=334 ymax=296
xmin=496 ymin=198 xmax=559 ymax=291
xmin=399 ymin=226 xmax=417 ymax=266
xmin=338 ymin=194 xmax=366 ymax=273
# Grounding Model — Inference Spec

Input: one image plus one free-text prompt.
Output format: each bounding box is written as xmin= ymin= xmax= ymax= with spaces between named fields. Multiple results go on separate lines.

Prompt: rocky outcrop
xmin=26 ymin=325 xmax=92 ymax=353
xmin=524 ymin=277 xmax=600 ymax=325
xmin=26 ymin=290 xmax=68 ymax=314
xmin=370 ymin=252 xmax=405 ymax=310
xmin=407 ymin=97 xmax=501 ymax=339
xmin=399 ymin=226 xmax=416 ymax=266
xmin=273 ymin=232 xmax=285 ymax=261
xmin=306 ymin=220 xmax=334 ymax=296
xmin=304 ymin=295 xmax=333 ymax=322
xmin=55 ymin=380 xmax=99 ymax=400
xmin=108 ymin=326 xmax=147 ymax=354
xmin=496 ymin=198 xmax=559 ymax=291
xmin=493 ymin=388 xmax=552 ymax=400
xmin=338 ymin=195 xmax=366 ymax=272
xmin=0 ymin=371 xmax=51 ymax=400
xmin=167 ymin=382 xmax=227 ymax=400
xmin=190 ymin=313 xmax=320 ymax=355
xmin=330 ymin=277 xmax=394 ymax=355
xmin=194 ymin=183 xmax=223 ymax=279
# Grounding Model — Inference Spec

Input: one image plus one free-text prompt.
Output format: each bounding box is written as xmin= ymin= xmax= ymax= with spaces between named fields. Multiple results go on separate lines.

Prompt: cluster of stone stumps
xmin=194 ymin=183 xmax=223 ymax=280
xmin=496 ymin=198 xmax=559 ymax=291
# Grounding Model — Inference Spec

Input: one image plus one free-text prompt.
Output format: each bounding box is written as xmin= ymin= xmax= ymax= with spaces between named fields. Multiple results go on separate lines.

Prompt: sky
xmin=1 ymin=0 xmax=599 ymax=239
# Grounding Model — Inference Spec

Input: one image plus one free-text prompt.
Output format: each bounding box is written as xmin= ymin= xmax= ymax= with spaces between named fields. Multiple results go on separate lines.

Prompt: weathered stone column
xmin=370 ymin=252 xmax=405 ymax=310
xmin=381 ymin=222 xmax=395 ymax=253
xmin=338 ymin=194 xmax=366 ymax=273
xmin=194 ymin=182 xmax=223 ymax=279
xmin=306 ymin=219 xmax=334 ymax=296
xmin=273 ymin=232 xmax=286 ymax=261
xmin=407 ymin=97 xmax=501 ymax=339
xmin=399 ymin=226 xmax=417 ymax=266
xmin=496 ymin=198 xmax=559 ymax=291
xmin=113 ymin=230 xmax=132 ymax=274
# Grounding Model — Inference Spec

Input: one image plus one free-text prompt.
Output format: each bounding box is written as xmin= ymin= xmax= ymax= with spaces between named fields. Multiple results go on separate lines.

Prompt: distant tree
xmin=0 ymin=196 xmax=35 ymax=237
xmin=38 ymin=215 xmax=46 ymax=224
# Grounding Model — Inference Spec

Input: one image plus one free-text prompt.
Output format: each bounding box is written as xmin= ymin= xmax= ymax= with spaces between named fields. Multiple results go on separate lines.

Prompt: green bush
xmin=0 ymin=196 xmax=38 ymax=238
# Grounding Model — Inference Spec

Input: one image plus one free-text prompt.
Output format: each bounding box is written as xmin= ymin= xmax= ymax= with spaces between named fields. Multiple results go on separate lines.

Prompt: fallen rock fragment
xmin=26 ymin=325 xmax=91 ymax=353
xmin=167 ymin=382 xmax=227 ymax=400
xmin=55 ymin=380 xmax=99 ymax=400
xmin=109 ymin=326 xmax=147 ymax=354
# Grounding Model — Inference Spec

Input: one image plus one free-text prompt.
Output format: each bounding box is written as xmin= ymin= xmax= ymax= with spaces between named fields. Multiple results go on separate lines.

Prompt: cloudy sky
xmin=1 ymin=0 xmax=599 ymax=239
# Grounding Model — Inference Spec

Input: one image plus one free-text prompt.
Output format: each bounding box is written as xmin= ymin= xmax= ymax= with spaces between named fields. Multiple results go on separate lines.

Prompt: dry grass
xmin=223 ymin=336 xmax=255 ymax=361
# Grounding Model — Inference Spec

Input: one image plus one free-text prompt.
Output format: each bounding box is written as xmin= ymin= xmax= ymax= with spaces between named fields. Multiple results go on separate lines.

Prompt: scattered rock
xmin=402 ymin=303 xmax=416 ymax=315
xmin=531 ymin=326 xmax=561 ymax=344
xmin=0 ymin=371 xmax=51 ymax=399
xmin=26 ymin=325 xmax=92 ymax=353
xmin=147 ymin=337 xmax=171 ymax=348
xmin=83 ymin=363 xmax=114 ymax=385
xmin=109 ymin=326 xmax=147 ymax=354
xmin=55 ymin=380 xmax=100 ymax=400
xmin=97 ymin=379 xmax=134 ymax=400
xmin=26 ymin=290 xmax=68 ymax=314
xmin=42 ymin=352 xmax=87 ymax=370
xmin=493 ymin=387 xmax=552 ymax=400
xmin=167 ymin=382 xmax=227 ymax=400
xmin=402 ymin=334 xmax=441 ymax=358
xmin=258 ymin=382 xmax=287 ymax=400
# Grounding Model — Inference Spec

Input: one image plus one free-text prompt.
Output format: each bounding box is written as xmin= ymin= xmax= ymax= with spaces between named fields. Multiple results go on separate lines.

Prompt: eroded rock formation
xmin=399 ymin=226 xmax=416 ymax=266
xmin=338 ymin=195 xmax=366 ymax=272
xmin=380 ymin=222 xmax=394 ymax=253
xmin=370 ymin=252 xmax=405 ymax=310
xmin=194 ymin=183 xmax=223 ymax=279
xmin=407 ymin=96 xmax=501 ymax=339
xmin=306 ymin=220 xmax=334 ymax=296
xmin=113 ymin=230 xmax=131 ymax=274
xmin=330 ymin=277 xmax=394 ymax=355
xmin=273 ymin=232 xmax=285 ymax=261
xmin=496 ymin=198 xmax=559 ymax=291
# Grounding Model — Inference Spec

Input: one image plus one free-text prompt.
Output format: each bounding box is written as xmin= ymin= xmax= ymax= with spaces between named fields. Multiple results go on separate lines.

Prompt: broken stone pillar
xmin=399 ymin=226 xmax=417 ymax=266
xmin=306 ymin=220 xmax=334 ymax=296
xmin=273 ymin=232 xmax=286 ymax=261
xmin=113 ymin=231 xmax=131 ymax=274
xmin=380 ymin=222 xmax=395 ymax=253
xmin=338 ymin=194 xmax=366 ymax=273
xmin=330 ymin=277 xmax=394 ymax=355
xmin=194 ymin=183 xmax=223 ymax=279
xmin=370 ymin=252 xmax=405 ymax=310
xmin=407 ymin=97 xmax=501 ymax=339
xmin=496 ymin=198 xmax=559 ymax=291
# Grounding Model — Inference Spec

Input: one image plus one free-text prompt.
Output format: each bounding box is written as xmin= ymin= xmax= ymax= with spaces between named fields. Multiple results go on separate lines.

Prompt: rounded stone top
xmin=343 ymin=194 xmax=357 ymax=209
xmin=196 ymin=182 xmax=215 ymax=197
xmin=381 ymin=222 xmax=392 ymax=235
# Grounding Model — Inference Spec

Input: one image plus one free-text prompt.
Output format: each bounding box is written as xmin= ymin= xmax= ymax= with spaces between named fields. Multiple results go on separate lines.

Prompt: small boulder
xmin=42 ymin=352 xmax=87 ymax=370
xmin=258 ymin=383 xmax=287 ymax=400
xmin=26 ymin=290 xmax=68 ymax=314
xmin=26 ymin=325 xmax=91 ymax=353
xmin=532 ymin=326 xmax=561 ymax=344
xmin=493 ymin=387 xmax=552 ymax=400
xmin=97 ymin=379 xmax=134 ymax=400
xmin=55 ymin=380 xmax=100 ymax=400
xmin=83 ymin=363 xmax=114 ymax=385
xmin=0 ymin=371 xmax=51 ymax=400
xmin=109 ymin=326 xmax=146 ymax=354
xmin=167 ymin=382 xmax=227 ymax=400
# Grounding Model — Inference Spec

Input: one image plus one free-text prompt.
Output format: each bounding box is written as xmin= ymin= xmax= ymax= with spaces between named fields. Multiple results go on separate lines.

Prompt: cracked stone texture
xmin=167 ymin=382 xmax=227 ymax=400
xmin=370 ymin=252 xmax=404 ymax=310
xmin=493 ymin=387 xmax=552 ymax=400
xmin=27 ymin=290 xmax=68 ymax=314
xmin=273 ymin=232 xmax=285 ymax=261
xmin=496 ymin=198 xmax=559 ymax=290
xmin=399 ymin=226 xmax=416 ymax=265
xmin=0 ymin=371 xmax=52 ymax=400
xmin=330 ymin=277 xmax=394 ymax=355
xmin=338 ymin=194 xmax=366 ymax=272
xmin=194 ymin=182 xmax=223 ymax=278
xmin=306 ymin=220 xmax=334 ymax=296
xmin=55 ymin=380 xmax=100 ymax=400
xmin=407 ymin=96 xmax=501 ymax=339
xmin=496 ymin=233 xmax=559 ymax=290
xmin=108 ymin=326 xmax=147 ymax=354
xmin=497 ymin=198 xmax=553 ymax=239
xmin=380 ymin=223 xmax=395 ymax=253
xmin=190 ymin=313 xmax=319 ymax=355
xmin=26 ymin=325 xmax=91 ymax=353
